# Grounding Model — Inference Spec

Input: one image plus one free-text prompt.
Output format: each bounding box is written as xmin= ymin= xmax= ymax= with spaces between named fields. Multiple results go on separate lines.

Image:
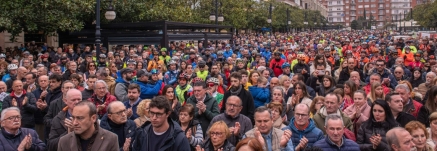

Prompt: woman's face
xmin=105 ymin=68 xmax=110 ymax=74
xmin=250 ymin=73 xmax=259 ymax=84
xmin=89 ymin=63 xmax=96 ymax=70
xmin=317 ymin=58 xmax=324 ymax=64
xmin=342 ymin=61 xmax=348 ymax=68
xmin=283 ymin=77 xmax=291 ymax=87
xmin=344 ymin=85 xmax=350 ymax=94
xmin=178 ymin=111 xmax=193 ymax=124
xmin=186 ymin=65 xmax=193 ymax=73
xmin=71 ymin=78 xmax=80 ymax=87
xmin=271 ymin=107 xmax=280 ymax=121
xmin=323 ymin=78 xmax=331 ymax=88
xmin=272 ymin=89 xmax=283 ymax=102
xmin=353 ymin=92 xmax=365 ymax=107
xmin=166 ymin=87 xmax=174 ymax=100
xmin=375 ymin=86 xmax=383 ymax=96
xmin=137 ymin=63 xmax=143 ymax=69
xmin=181 ymin=62 xmax=187 ymax=69
xmin=315 ymin=100 xmax=324 ymax=111
xmin=294 ymin=85 xmax=303 ymax=96
xmin=411 ymin=128 xmax=427 ymax=149
xmin=144 ymin=102 xmax=150 ymax=118
xmin=430 ymin=120 xmax=437 ymax=135
xmin=372 ymin=104 xmax=386 ymax=122
xmin=414 ymin=70 xmax=421 ymax=78
xmin=209 ymin=128 xmax=226 ymax=147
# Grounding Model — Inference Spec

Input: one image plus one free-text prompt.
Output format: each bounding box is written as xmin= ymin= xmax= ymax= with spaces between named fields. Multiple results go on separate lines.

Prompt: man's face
xmin=72 ymin=105 xmax=97 ymax=135
xmin=388 ymin=95 xmax=404 ymax=113
xmin=376 ymin=62 xmax=385 ymax=72
xmin=230 ymin=77 xmax=240 ymax=87
xmin=128 ymin=89 xmax=140 ymax=101
xmin=124 ymin=72 xmax=133 ymax=81
xmin=127 ymin=64 xmax=135 ymax=69
xmin=108 ymin=104 xmax=128 ymax=124
xmin=0 ymin=110 xmax=21 ymax=130
xmin=169 ymin=64 xmax=176 ymax=70
xmin=86 ymin=78 xmax=97 ymax=90
xmin=225 ymin=97 xmax=242 ymax=118
xmin=11 ymin=60 xmax=19 ymax=66
xmin=426 ymin=74 xmax=435 ymax=84
xmin=324 ymin=95 xmax=339 ymax=114
xmin=38 ymin=77 xmax=49 ymax=89
xmin=22 ymin=60 xmax=30 ymax=67
xmin=394 ymin=68 xmax=404 ymax=79
xmin=37 ymin=68 xmax=47 ymax=76
xmin=254 ymin=111 xmax=273 ymax=134
xmin=85 ymin=46 xmax=90 ymax=52
xmin=178 ymin=78 xmax=187 ymax=86
xmin=282 ymin=67 xmax=290 ymax=74
xmin=69 ymin=62 xmax=77 ymax=71
xmin=350 ymin=72 xmax=359 ymax=82
xmin=395 ymin=88 xmax=410 ymax=104
xmin=211 ymin=66 xmax=219 ymax=74
xmin=18 ymin=68 xmax=27 ymax=78
xmin=95 ymin=83 xmax=107 ymax=97
xmin=64 ymin=91 xmax=82 ymax=110
xmin=396 ymin=59 xmax=404 ymax=65
xmin=24 ymin=74 xmax=35 ymax=85
xmin=325 ymin=119 xmax=345 ymax=145
xmin=149 ymin=107 xmax=169 ymax=129
xmin=0 ymin=83 xmax=6 ymax=93
xmin=392 ymin=131 xmax=415 ymax=151
xmin=347 ymin=59 xmax=355 ymax=69
xmin=152 ymin=74 xmax=158 ymax=81
xmin=370 ymin=75 xmax=381 ymax=84
xmin=193 ymin=86 xmax=206 ymax=101
xmin=262 ymin=70 xmax=269 ymax=79
xmin=54 ymin=67 xmax=61 ymax=75
xmin=270 ymin=78 xmax=279 ymax=89
xmin=49 ymin=79 xmax=61 ymax=90
xmin=294 ymin=105 xmax=310 ymax=126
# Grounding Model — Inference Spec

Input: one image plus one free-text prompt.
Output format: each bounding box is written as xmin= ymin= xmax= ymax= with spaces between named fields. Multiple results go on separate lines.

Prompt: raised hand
xmin=126 ymin=107 xmax=133 ymax=117
xmin=295 ymin=136 xmax=308 ymax=151
xmin=195 ymin=145 xmax=205 ymax=151
xmin=186 ymin=129 xmax=192 ymax=141
xmin=234 ymin=122 xmax=241 ymax=135
xmin=65 ymin=117 xmax=74 ymax=132
xmin=123 ymin=137 xmax=131 ymax=151
xmin=280 ymin=129 xmax=292 ymax=148
xmin=254 ymin=127 xmax=266 ymax=148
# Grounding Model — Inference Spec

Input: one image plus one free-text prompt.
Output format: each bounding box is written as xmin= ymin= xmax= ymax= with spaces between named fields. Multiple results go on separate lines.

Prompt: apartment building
xmin=320 ymin=0 xmax=416 ymax=27
xmin=278 ymin=0 xmax=328 ymax=17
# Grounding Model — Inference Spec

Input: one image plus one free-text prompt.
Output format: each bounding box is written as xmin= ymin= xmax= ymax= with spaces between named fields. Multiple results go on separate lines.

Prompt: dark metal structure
xmin=58 ymin=20 xmax=234 ymax=49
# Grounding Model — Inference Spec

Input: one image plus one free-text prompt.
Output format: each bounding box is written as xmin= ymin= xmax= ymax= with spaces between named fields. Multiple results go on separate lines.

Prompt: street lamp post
xmin=209 ymin=0 xmax=224 ymax=45
xmin=398 ymin=13 xmax=401 ymax=32
xmin=96 ymin=0 xmax=116 ymax=56
xmin=287 ymin=8 xmax=290 ymax=33
xmin=268 ymin=3 xmax=272 ymax=34
xmin=303 ymin=11 xmax=308 ymax=31
xmin=403 ymin=11 xmax=406 ymax=32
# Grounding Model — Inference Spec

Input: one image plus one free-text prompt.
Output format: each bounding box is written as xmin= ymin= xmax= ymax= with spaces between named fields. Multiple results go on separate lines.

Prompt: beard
xmin=126 ymin=77 xmax=133 ymax=81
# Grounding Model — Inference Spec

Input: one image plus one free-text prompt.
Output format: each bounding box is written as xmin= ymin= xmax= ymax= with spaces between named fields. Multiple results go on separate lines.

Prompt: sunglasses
xmin=89 ymin=65 xmax=96 ymax=67
xmin=208 ymin=83 xmax=216 ymax=87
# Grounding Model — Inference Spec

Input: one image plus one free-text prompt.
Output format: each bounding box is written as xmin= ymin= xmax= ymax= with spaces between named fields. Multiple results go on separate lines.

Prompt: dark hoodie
xmin=284 ymin=118 xmax=325 ymax=148
xmin=132 ymin=118 xmax=191 ymax=151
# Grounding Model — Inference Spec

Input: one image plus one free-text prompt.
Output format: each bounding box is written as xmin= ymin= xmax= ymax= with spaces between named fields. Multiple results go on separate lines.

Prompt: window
xmin=379 ymin=4 xmax=383 ymax=8
xmin=346 ymin=6 xmax=349 ymax=9
xmin=346 ymin=11 xmax=349 ymax=14
xmin=346 ymin=17 xmax=349 ymax=20
xmin=358 ymin=5 xmax=363 ymax=8
xmin=365 ymin=5 xmax=369 ymax=8
xmin=337 ymin=1 xmax=341 ymax=4
xmin=364 ymin=0 xmax=369 ymax=2
xmin=346 ymin=0 xmax=349 ymax=3
xmin=351 ymin=11 xmax=356 ymax=15
xmin=329 ymin=8 xmax=332 ymax=11
xmin=358 ymin=0 xmax=363 ymax=2
xmin=346 ymin=23 xmax=350 ymax=26
xmin=371 ymin=10 xmax=376 ymax=13
xmin=337 ymin=13 xmax=341 ymax=15
xmin=371 ymin=0 xmax=376 ymax=1
xmin=386 ymin=10 xmax=389 ymax=13
xmin=351 ymin=6 xmax=355 ymax=9
xmin=329 ymin=2 xmax=332 ymax=4
xmin=351 ymin=17 xmax=356 ymax=20
xmin=371 ymin=4 xmax=376 ymax=7
xmin=337 ymin=8 xmax=341 ymax=10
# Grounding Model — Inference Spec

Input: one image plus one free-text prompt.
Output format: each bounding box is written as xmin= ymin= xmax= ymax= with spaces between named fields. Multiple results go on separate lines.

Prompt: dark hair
xmin=180 ymin=104 xmax=195 ymax=117
xmin=385 ymin=92 xmax=400 ymax=103
xmin=86 ymin=62 xmax=96 ymax=71
xmin=344 ymin=80 xmax=358 ymax=95
xmin=425 ymin=86 xmax=437 ymax=112
xmin=323 ymin=75 xmax=336 ymax=89
xmin=49 ymin=74 xmax=63 ymax=82
xmin=230 ymin=72 xmax=242 ymax=80
xmin=128 ymin=83 xmax=141 ymax=92
xmin=26 ymin=72 xmax=36 ymax=79
xmin=62 ymin=80 xmax=76 ymax=88
xmin=193 ymin=81 xmax=207 ymax=88
xmin=376 ymin=59 xmax=385 ymax=65
xmin=294 ymin=81 xmax=311 ymax=98
xmin=254 ymin=106 xmax=272 ymax=118
xmin=70 ymin=73 xmax=82 ymax=82
xmin=239 ymin=69 xmax=248 ymax=76
xmin=162 ymin=85 xmax=175 ymax=96
xmin=367 ymin=100 xmax=398 ymax=129
xmin=88 ymin=74 xmax=97 ymax=79
xmin=74 ymin=101 xmax=97 ymax=116
xmin=293 ymin=73 xmax=304 ymax=81
xmin=149 ymin=96 xmax=172 ymax=113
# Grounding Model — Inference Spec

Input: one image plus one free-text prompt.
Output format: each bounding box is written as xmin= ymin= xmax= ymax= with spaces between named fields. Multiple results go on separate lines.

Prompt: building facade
xmin=321 ymin=0 xmax=416 ymax=27
xmin=278 ymin=0 xmax=328 ymax=17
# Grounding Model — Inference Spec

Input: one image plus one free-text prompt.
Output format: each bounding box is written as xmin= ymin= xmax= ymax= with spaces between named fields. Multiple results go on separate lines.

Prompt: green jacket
xmin=312 ymin=107 xmax=354 ymax=134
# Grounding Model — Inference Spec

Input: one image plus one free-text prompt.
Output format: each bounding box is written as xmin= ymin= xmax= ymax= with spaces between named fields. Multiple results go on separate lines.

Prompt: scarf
xmin=230 ymin=85 xmax=243 ymax=96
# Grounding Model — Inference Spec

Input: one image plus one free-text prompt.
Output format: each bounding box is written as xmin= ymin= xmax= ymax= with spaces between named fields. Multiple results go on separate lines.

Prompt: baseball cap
xmin=120 ymin=68 xmax=133 ymax=75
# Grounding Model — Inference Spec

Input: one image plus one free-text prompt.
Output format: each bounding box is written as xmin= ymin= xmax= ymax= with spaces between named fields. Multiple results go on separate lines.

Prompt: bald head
xmin=227 ymin=96 xmax=242 ymax=106
xmin=0 ymin=81 xmax=6 ymax=93
xmin=295 ymin=103 xmax=310 ymax=114
xmin=270 ymin=77 xmax=279 ymax=89
xmin=66 ymin=89 xmax=82 ymax=98
xmin=386 ymin=127 xmax=413 ymax=150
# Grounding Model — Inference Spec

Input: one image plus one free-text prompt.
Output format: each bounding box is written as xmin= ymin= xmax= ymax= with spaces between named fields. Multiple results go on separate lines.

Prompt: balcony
xmin=378 ymin=7 xmax=384 ymax=9
xmin=378 ymin=0 xmax=384 ymax=3
xmin=350 ymin=14 xmax=357 ymax=16
xmin=350 ymin=7 xmax=356 ymax=10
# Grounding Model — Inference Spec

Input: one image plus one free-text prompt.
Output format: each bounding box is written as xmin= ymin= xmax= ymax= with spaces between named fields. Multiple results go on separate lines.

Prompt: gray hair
xmin=370 ymin=73 xmax=381 ymax=80
xmin=272 ymin=86 xmax=284 ymax=97
xmin=386 ymin=127 xmax=408 ymax=148
xmin=1 ymin=107 xmax=20 ymax=121
xmin=254 ymin=106 xmax=272 ymax=119
xmin=324 ymin=114 xmax=344 ymax=127
xmin=395 ymin=84 xmax=410 ymax=93
xmin=94 ymin=80 xmax=108 ymax=92
xmin=427 ymin=72 xmax=437 ymax=78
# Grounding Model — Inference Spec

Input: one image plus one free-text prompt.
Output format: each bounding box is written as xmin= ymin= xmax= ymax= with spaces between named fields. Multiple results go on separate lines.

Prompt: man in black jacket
xmin=47 ymin=88 xmax=81 ymax=151
xmin=61 ymin=61 xmax=78 ymax=81
xmin=132 ymin=96 xmax=191 ymax=151
xmin=386 ymin=92 xmax=416 ymax=127
xmin=100 ymin=101 xmax=137 ymax=151
xmin=338 ymin=58 xmax=364 ymax=85
xmin=221 ymin=72 xmax=255 ymax=123
xmin=2 ymin=80 xmax=37 ymax=128
xmin=44 ymin=74 xmax=63 ymax=106
xmin=32 ymin=75 xmax=49 ymax=141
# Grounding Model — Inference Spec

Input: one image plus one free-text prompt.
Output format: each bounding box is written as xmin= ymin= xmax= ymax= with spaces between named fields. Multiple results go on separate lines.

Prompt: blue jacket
xmin=223 ymin=50 xmax=233 ymax=59
xmin=0 ymin=128 xmax=46 ymax=151
xmin=135 ymin=80 xmax=162 ymax=99
xmin=284 ymin=118 xmax=324 ymax=149
xmin=366 ymin=68 xmax=398 ymax=89
xmin=262 ymin=51 xmax=272 ymax=61
xmin=313 ymin=137 xmax=360 ymax=151
xmin=248 ymin=86 xmax=271 ymax=108
xmin=164 ymin=70 xmax=178 ymax=85
xmin=123 ymin=98 xmax=142 ymax=120
xmin=1 ymin=73 xmax=10 ymax=82
xmin=132 ymin=118 xmax=191 ymax=151
xmin=100 ymin=114 xmax=137 ymax=151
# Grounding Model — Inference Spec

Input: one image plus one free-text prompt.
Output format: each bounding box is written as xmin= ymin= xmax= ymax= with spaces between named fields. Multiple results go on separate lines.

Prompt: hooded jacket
xmin=248 ymin=86 xmax=271 ymax=108
xmin=366 ymin=68 xmax=398 ymax=89
xmin=3 ymin=90 xmax=37 ymax=128
xmin=115 ymin=75 xmax=130 ymax=102
xmin=100 ymin=114 xmax=137 ymax=151
xmin=132 ymin=119 xmax=191 ymax=151
xmin=313 ymin=137 xmax=360 ymax=151
xmin=186 ymin=93 xmax=220 ymax=136
xmin=134 ymin=80 xmax=162 ymax=99
xmin=104 ymin=76 xmax=117 ymax=95
xmin=284 ymin=118 xmax=324 ymax=149
xmin=164 ymin=70 xmax=179 ymax=85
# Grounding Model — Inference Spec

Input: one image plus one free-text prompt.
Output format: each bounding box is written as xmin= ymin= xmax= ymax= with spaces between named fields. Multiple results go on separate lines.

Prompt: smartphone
xmin=318 ymin=70 xmax=325 ymax=75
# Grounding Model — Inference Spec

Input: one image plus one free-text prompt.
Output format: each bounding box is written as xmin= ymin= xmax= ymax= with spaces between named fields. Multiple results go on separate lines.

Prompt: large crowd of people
xmin=0 ymin=29 xmax=435 ymax=151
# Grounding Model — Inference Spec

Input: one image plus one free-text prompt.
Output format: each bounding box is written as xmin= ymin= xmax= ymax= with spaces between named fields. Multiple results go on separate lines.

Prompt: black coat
xmin=32 ymin=88 xmax=47 ymax=124
xmin=100 ymin=114 xmax=137 ymax=151
xmin=338 ymin=67 xmax=364 ymax=85
xmin=202 ymin=138 xmax=235 ymax=151
xmin=47 ymin=110 xmax=68 ymax=151
xmin=395 ymin=112 xmax=416 ymax=127
xmin=0 ymin=128 xmax=46 ymax=151
xmin=222 ymin=86 xmax=255 ymax=124
xmin=418 ymin=105 xmax=431 ymax=127
xmin=44 ymin=86 xmax=62 ymax=106
xmin=2 ymin=91 xmax=37 ymax=128
xmin=357 ymin=120 xmax=397 ymax=151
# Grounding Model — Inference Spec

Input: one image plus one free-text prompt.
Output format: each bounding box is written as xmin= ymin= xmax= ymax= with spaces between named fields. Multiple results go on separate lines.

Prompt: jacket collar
xmin=10 ymin=90 xmax=26 ymax=97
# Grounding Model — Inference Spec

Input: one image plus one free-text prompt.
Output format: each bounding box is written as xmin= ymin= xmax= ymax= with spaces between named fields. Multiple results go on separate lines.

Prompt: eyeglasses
xmin=111 ymin=109 xmax=127 ymax=116
xmin=210 ymin=132 xmax=224 ymax=137
xmin=149 ymin=111 xmax=166 ymax=118
xmin=226 ymin=103 xmax=241 ymax=108
xmin=295 ymin=113 xmax=308 ymax=118
xmin=376 ymin=64 xmax=384 ymax=67
xmin=208 ymin=83 xmax=216 ymax=87
xmin=89 ymin=65 xmax=96 ymax=67
xmin=3 ymin=115 xmax=21 ymax=121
